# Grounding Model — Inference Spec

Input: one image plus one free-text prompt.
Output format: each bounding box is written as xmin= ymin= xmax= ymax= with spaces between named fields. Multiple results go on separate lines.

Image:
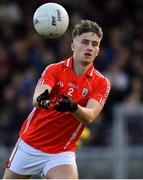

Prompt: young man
xmin=3 ymin=19 xmax=110 ymax=179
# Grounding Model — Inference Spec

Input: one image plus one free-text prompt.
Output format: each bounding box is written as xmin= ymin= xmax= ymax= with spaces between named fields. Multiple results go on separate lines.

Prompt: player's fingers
xmin=41 ymin=100 xmax=50 ymax=108
xmin=42 ymin=90 xmax=50 ymax=99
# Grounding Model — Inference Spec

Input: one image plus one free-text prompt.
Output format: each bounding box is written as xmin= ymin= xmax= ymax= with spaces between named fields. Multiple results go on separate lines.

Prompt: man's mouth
xmin=84 ymin=53 xmax=92 ymax=57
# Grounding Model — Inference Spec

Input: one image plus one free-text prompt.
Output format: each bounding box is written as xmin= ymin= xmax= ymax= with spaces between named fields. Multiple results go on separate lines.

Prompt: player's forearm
xmin=54 ymin=96 xmax=102 ymax=123
xmin=73 ymin=105 xmax=98 ymax=124
xmin=33 ymin=84 xmax=52 ymax=107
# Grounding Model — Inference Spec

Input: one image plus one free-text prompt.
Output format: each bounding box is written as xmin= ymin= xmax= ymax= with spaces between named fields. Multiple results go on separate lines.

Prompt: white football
xmin=33 ymin=3 xmax=69 ymax=39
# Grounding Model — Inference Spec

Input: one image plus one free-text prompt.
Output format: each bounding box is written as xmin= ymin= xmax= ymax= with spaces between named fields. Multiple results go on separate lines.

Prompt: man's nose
xmin=87 ymin=43 xmax=93 ymax=51
xmin=88 ymin=42 xmax=93 ymax=51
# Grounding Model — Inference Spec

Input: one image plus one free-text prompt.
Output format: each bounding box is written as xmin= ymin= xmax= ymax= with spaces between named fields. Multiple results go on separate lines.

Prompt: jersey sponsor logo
xmin=99 ymin=78 xmax=110 ymax=107
xmin=104 ymin=78 xmax=110 ymax=99
xmin=82 ymin=88 xmax=88 ymax=96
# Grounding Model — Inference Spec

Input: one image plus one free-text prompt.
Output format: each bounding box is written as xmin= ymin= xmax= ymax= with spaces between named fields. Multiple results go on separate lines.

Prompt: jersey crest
xmin=82 ymin=88 xmax=88 ymax=96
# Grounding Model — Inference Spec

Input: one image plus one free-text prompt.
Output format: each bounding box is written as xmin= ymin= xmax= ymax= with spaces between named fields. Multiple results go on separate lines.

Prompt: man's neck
xmin=73 ymin=60 xmax=92 ymax=76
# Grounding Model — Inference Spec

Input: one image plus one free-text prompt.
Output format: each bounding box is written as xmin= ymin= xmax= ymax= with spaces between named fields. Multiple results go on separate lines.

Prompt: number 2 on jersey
xmin=67 ymin=88 xmax=74 ymax=96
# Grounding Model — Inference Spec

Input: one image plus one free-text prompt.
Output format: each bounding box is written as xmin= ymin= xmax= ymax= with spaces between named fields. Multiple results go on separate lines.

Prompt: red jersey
xmin=20 ymin=57 xmax=110 ymax=153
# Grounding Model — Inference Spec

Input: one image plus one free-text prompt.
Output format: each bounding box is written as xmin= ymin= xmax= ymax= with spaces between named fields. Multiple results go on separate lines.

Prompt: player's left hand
xmin=54 ymin=94 xmax=78 ymax=112
xmin=37 ymin=89 xmax=50 ymax=109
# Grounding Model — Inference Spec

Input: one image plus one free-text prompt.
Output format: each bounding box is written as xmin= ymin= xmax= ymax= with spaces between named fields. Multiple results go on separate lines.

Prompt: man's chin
xmin=82 ymin=59 xmax=93 ymax=66
xmin=84 ymin=56 xmax=93 ymax=62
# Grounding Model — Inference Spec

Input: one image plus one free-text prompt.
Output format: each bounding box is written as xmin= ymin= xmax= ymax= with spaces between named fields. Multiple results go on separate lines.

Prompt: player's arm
xmin=32 ymin=62 xmax=58 ymax=109
xmin=74 ymin=99 xmax=102 ymax=124
xmin=33 ymin=84 xmax=52 ymax=108
xmin=73 ymin=78 xmax=110 ymax=124
xmin=54 ymin=95 xmax=102 ymax=124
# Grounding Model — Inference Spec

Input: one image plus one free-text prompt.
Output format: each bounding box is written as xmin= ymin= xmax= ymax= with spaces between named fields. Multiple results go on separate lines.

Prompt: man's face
xmin=71 ymin=32 xmax=101 ymax=65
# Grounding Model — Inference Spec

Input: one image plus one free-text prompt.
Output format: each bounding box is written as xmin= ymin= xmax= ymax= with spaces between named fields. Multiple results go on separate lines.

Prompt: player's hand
xmin=37 ymin=89 xmax=50 ymax=109
xmin=54 ymin=94 xmax=78 ymax=112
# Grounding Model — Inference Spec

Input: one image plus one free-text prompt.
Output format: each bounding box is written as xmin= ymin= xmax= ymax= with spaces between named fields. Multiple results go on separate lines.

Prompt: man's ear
xmin=71 ymin=42 xmax=74 ymax=51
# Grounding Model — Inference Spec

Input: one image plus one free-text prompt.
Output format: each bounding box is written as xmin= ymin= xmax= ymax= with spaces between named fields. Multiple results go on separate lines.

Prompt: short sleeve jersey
xmin=20 ymin=57 xmax=110 ymax=153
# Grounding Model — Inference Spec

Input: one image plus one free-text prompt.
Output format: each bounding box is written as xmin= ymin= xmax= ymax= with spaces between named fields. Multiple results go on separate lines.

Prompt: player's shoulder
xmin=93 ymin=69 xmax=111 ymax=86
xmin=93 ymin=68 xmax=106 ymax=79
xmin=44 ymin=59 xmax=66 ymax=71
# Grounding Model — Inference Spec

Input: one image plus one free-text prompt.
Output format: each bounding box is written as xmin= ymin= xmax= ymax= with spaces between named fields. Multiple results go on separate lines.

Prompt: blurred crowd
xmin=0 ymin=0 xmax=143 ymax=149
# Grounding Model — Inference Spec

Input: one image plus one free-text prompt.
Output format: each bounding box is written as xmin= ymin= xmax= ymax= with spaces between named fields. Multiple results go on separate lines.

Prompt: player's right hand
xmin=54 ymin=94 xmax=78 ymax=112
xmin=37 ymin=89 xmax=50 ymax=109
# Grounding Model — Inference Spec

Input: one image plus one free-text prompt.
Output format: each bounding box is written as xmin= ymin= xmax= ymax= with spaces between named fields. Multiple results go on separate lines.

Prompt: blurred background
xmin=0 ymin=0 xmax=143 ymax=178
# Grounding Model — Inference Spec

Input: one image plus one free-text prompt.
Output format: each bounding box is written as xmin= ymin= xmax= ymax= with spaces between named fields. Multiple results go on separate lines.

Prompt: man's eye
xmin=92 ymin=42 xmax=98 ymax=47
xmin=82 ymin=40 xmax=88 ymax=44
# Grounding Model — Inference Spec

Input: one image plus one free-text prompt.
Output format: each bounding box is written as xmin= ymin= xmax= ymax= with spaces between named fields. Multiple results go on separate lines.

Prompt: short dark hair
xmin=72 ymin=19 xmax=103 ymax=39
